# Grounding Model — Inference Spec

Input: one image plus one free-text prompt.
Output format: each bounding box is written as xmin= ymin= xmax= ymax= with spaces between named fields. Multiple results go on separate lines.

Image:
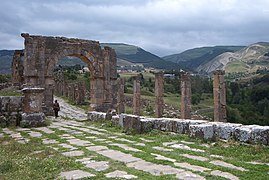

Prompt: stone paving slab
xmin=170 ymin=144 xmax=205 ymax=152
xmin=62 ymin=150 xmax=84 ymax=157
xmin=180 ymin=154 xmax=209 ymax=162
xmin=176 ymin=171 xmax=205 ymax=180
xmin=110 ymin=143 xmax=142 ymax=152
xmin=97 ymin=149 xmax=141 ymax=163
xmin=34 ymin=127 xmax=55 ymax=134
xmin=139 ymin=137 xmax=154 ymax=142
xmin=105 ymin=170 xmax=138 ymax=179
xmin=67 ymin=139 xmax=93 ymax=146
xmin=151 ymin=153 xmax=176 ymax=162
xmin=42 ymin=138 xmax=58 ymax=145
xmin=174 ymin=162 xmax=211 ymax=172
xmin=86 ymin=146 xmax=109 ymax=152
xmin=84 ymin=160 xmax=109 ymax=171
xmin=59 ymin=170 xmax=95 ymax=179
xmin=211 ymin=170 xmax=239 ymax=180
xmin=28 ymin=131 xmax=42 ymax=137
xmin=114 ymin=138 xmax=136 ymax=143
xmin=210 ymin=160 xmax=248 ymax=172
xmin=152 ymin=146 xmax=174 ymax=152
xmin=58 ymin=143 xmax=78 ymax=150
xmin=126 ymin=160 xmax=185 ymax=176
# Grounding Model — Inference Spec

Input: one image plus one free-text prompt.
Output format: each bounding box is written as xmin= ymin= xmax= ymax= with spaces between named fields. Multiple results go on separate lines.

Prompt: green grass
xmin=1 ymin=119 xmax=269 ymax=179
xmin=0 ymin=89 xmax=22 ymax=96
xmin=225 ymin=61 xmax=249 ymax=73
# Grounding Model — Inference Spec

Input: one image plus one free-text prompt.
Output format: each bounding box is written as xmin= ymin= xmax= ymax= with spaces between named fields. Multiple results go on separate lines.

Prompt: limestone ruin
xmin=213 ymin=70 xmax=227 ymax=122
xmin=133 ymin=77 xmax=141 ymax=116
xmin=155 ymin=72 xmax=164 ymax=118
xmin=180 ymin=72 xmax=192 ymax=119
xmin=16 ymin=33 xmax=117 ymax=115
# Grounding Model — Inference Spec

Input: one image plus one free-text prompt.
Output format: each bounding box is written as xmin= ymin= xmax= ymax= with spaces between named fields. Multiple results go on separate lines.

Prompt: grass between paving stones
xmin=1 ymin=119 xmax=269 ymax=179
xmin=84 ymin=120 xmax=269 ymax=179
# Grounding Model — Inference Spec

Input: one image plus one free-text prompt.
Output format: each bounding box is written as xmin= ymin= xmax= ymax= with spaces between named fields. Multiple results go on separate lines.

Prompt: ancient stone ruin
xmin=180 ymin=72 xmax=192 ymax=119
xmin=155 ymin=72 xmax=164 ymax=118
xmin=19 ymin=33 xmax=118 ymax=114
xmin=133 ymin=77 xmax=141 ymax=116
xmin=213 ymin=70 xmax=227 ymax=122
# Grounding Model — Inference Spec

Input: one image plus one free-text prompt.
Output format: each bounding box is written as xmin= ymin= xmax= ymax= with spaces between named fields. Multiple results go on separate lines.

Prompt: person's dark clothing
xmin=53 ymin=101 xmax=60 ymax=118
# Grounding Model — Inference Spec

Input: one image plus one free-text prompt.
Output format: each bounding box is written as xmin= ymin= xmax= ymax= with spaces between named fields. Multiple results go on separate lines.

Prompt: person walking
xmin=53 ymin=100 xmax=60 ymax=118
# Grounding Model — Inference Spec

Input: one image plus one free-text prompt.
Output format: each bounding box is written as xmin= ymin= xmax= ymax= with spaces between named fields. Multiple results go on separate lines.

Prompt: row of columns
xmin=127 ymin=70 xmax=227 ymax=122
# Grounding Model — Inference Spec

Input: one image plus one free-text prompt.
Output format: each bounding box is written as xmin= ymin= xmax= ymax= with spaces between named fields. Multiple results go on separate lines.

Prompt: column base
xmin=20 ymin=112 xmax=46 ymax=128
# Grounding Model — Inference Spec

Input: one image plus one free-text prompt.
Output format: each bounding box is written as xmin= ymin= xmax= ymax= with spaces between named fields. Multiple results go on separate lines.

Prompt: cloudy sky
xmin=1 ymin=0 xmax=269 ymax=56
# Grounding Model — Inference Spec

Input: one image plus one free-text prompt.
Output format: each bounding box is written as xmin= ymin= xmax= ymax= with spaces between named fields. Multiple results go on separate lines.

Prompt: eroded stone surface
xmin=151 ymin=153 xmax=176 ymax=162
xmin=97 ymin=149 xmax=141 ymax=163
xmin=153 ymin=146 xmax=173 ymax=152
xmin=59 ymin=170 xmax=95 ymax=179
xmin=176 ymin=171 xmax=205 ymax=180
xmin=211 ymin=170 xmax=239 ymax=180
xmin=67 ymin=139 xmax=93 ymax=146
xmin=127 ymin=160 xmax=184 ymax=176
xmin=86 ymin=146 xmax=109 ymax=152
xmin=180 ymin=154 xmax=208 ymax=162
xmin=210 ymin=160 xmax=248 ymax=171
xmin=174 ymin=162 xmax=210 ymax=172
xmin=62 ymin=150 xmax=84 ymax=157
xmin=84 ymin=161 xmax=109 ymax=171
xmin=105 ymin=170 xmax=138 ymax=179
xmin=110 ymin=143 xmax=142 ymax=152
xmin=170 ymin=144 xmax=205 ymax=152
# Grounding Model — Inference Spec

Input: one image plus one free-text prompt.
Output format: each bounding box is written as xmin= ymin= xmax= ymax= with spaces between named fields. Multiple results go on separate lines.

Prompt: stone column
xmin=20 ymin=87 xmax=45 ymax=127
xmin=213 ymin=70 xmax=227 ymax=122
xmin=133 ymin=77 xmax=141 ymax=116
xmin=181 ymin=72 xmax=192 ymax=119
xmin=155 ymin=72 xmax=164 ymax=118
xmin=117 ymin=78 xmax=125 ymax=114
xmin=89 ymin=77 xmax=105 ymax=111
xmin=11 ymin=50 xmax=24 ymax=86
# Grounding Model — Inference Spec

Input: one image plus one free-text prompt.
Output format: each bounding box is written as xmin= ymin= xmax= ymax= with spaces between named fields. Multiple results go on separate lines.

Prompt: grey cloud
xmin=0 ymin=0 xmax=269 ymax=56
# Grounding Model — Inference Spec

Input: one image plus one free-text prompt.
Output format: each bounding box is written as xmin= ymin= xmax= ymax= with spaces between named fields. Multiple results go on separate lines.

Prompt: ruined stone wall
xmin=0 ymin=96 xmax=22 ymax=127
xmin=88 ymin=112 xmax=269 ymax=145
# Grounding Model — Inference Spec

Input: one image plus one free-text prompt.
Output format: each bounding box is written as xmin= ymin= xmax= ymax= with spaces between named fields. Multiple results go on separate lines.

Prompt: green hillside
xmin=163 ymin=46 xmax=245 ymax=70
xmin=0 ymin=50 xmax=14 ymax=74
xmin=102 ymin=43 xmax=181 ymax=70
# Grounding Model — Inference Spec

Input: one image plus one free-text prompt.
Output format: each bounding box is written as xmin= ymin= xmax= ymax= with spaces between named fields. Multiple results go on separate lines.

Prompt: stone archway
xmin=21 ymin=33 xmax=117 ymax=115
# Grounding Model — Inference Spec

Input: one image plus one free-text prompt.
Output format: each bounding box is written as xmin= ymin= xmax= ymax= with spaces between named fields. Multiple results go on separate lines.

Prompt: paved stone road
xmin=1 ymin=97 xmax=265 ymax=180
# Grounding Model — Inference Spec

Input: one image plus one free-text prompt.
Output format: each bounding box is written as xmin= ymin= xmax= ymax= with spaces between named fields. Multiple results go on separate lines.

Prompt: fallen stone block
xmin=20 ymin=112 xmax=45 ymax=127
xmin=249 ymin=125 xmax=269 ymax=145
xmin=140 ymin=118 xmax=154 ymax=133
xmin=119 ymin=114 xmax=142 ymax=133
xmin=234 ymin=125 xmax=253 ymax=143
xmin=213 ymin=122 xmax=242 ymax=140
xmin=189 ymin=123 xmax=215 ymax=140
xmin=87 ymin=111 xmax=106 ymax=121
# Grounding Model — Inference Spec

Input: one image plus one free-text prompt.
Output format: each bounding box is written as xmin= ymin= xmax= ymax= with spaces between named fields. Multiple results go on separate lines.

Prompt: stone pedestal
xmin=20 ymin=87 xmax=46 ymax=127
xmin=133 ymin=78 xmax=141 ymax=116
xmin=117 ymin=78 xmax=125 ymax=114
xmin=181 ymin=72 xmax=192 ymax=119
xmin=213 ymin=70 xmax=227 ymax=122
xmin=155 ymin=72 xmax=164 ymax=118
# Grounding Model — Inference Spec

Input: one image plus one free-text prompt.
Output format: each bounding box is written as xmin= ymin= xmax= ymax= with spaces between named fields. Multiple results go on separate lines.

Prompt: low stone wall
xmin=87 ymin=112 xmax=269 ymax=145
xmin=0 ymin=96 xmax=22 ymax=127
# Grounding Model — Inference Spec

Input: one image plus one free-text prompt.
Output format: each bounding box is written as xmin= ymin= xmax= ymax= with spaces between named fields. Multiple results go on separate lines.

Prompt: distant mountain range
xmin=1 ymin=42 xmax=269 ymax=74
xmin=163 ymin=42 xmax=269 ymax=74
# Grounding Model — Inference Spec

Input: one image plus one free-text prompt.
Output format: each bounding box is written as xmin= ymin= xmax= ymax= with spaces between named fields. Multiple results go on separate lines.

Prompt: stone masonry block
xmin=189 ymin=123 xmax=215 ymax=140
